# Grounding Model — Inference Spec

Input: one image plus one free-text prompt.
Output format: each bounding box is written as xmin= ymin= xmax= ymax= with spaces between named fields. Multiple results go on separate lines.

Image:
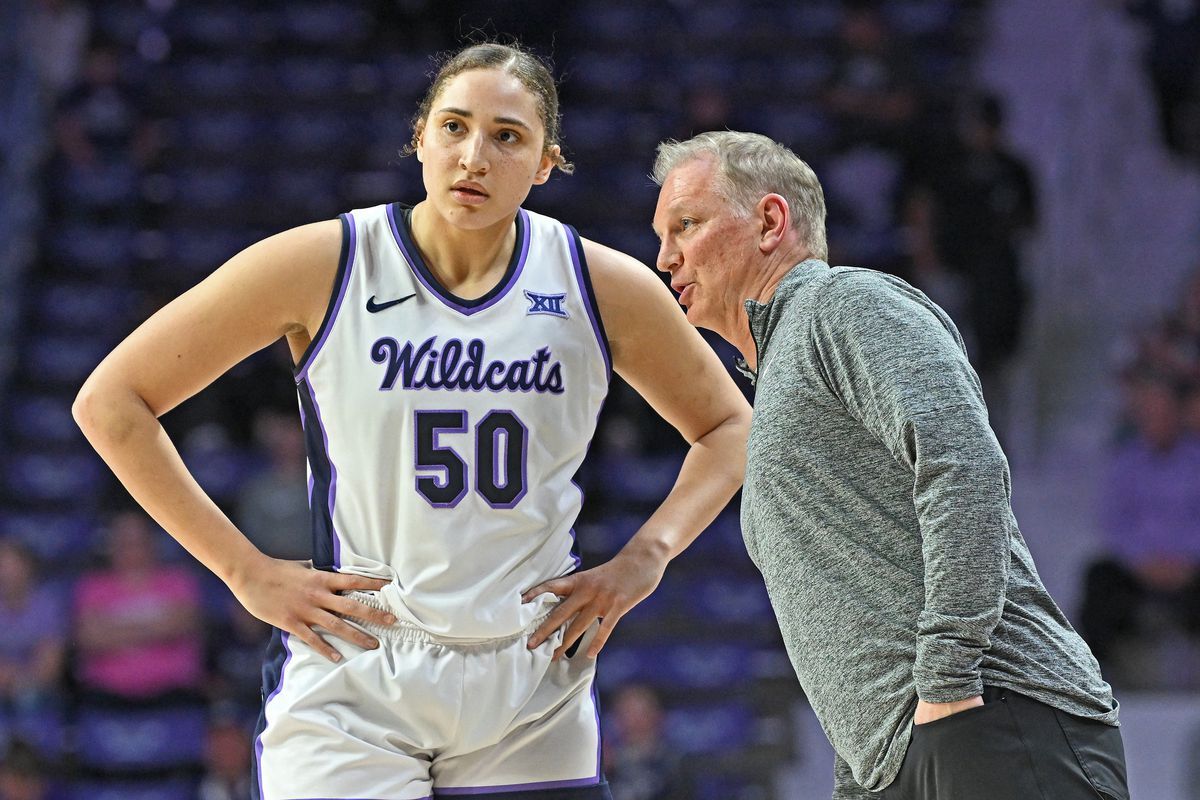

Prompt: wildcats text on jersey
xmin=370 ymin=335 xmax=566 ymax=394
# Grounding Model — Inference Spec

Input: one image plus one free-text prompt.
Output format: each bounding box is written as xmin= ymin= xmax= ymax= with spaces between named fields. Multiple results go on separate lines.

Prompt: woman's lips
xmin=451 ymin=183 xmax=488 ymax=205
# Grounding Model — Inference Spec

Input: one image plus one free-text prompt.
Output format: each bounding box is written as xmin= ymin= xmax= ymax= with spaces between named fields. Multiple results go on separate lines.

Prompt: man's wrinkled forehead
xmin=652 ymin=156 xmax=720 ymax=232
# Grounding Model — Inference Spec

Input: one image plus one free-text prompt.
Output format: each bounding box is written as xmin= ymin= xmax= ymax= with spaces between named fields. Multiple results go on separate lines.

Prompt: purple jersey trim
xmin=566 ymin=380 xmax=610 ymax=571
xmin=590 ymin=674 xmax=604 ymax=780
xmin=563 ymin=224 xmax=612 ymax=379
xmin=295 ymin=212 xmax=357 ymax=383
xmin=298 ymin=401 xmax=316 ymax=508
xmin=254 ymin=631 xmax=294 ymax=800
xmin=302 ymin=379 xmax=342 ymax=568
xmin=386 ymin=204 xmax=530 ymax=317
xmin=434 ymin=775 xmax=602 ymax=796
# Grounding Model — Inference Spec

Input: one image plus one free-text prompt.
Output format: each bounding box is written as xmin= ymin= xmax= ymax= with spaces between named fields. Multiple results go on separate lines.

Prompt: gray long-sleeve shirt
xmin=740 ymin=261 xmax=1116 ymax=798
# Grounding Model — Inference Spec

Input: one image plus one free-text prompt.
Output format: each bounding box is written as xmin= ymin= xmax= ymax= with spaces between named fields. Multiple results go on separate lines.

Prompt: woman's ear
xmin=413 ymin=122 xmax=426 ymax=163
xmin=533 ymin=144 xmax=560 ymax=185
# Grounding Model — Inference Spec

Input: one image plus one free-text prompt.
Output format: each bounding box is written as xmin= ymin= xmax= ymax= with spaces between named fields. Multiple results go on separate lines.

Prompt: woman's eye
xmin=498 ymin=130 xmax=519 ymax=143
xmin=443 ymin=120 xmax=462 ymax=133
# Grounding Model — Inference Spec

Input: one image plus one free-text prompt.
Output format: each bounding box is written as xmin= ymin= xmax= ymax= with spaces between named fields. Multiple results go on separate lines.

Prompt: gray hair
xmin=652 ymin=131 xmax=828 ymax=261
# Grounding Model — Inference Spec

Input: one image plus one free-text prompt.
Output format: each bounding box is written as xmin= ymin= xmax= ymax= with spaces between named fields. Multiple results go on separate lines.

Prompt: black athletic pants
xmin=882 ymin=687 xmax=1129 ymax=800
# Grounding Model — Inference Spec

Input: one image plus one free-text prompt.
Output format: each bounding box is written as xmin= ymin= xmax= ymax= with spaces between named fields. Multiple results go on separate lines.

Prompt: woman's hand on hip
xmin=229 ymin=555 xmax=394 ymax=662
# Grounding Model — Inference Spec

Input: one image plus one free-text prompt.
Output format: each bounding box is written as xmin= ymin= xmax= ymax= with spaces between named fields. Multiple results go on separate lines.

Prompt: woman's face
xmin=108 ymin=512 xmax=157 ymax=574
xmin=0 ymin=543 xmax=33 ymax=596
xmin=416 ymin=68 xmax=557 ymax=231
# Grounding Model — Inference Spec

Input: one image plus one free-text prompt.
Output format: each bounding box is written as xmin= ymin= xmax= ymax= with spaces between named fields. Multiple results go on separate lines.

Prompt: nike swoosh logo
xmin=366 ymin=294 xmax=416 ymax=313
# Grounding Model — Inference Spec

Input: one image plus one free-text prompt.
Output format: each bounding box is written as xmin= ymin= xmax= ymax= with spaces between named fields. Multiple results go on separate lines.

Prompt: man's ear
xmin=758 ymin=194 xmax=790 ymax=253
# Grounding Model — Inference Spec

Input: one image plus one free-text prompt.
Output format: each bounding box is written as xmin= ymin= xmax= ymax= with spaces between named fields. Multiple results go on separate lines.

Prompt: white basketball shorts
xmin=253 ymin=593 xmax=611 ymax=800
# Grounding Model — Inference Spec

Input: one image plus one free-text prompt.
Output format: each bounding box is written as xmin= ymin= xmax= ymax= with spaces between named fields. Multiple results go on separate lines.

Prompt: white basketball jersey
xmin=292 ymin=203 xmax=611 ymax=639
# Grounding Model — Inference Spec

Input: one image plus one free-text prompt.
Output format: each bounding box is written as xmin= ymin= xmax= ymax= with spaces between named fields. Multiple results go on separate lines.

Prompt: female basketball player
xmin=74 ymin=43 xmax=751 ymax=799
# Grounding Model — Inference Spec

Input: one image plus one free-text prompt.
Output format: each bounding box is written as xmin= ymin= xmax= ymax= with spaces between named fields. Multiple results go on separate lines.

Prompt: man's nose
xmin=655 ymin=239 xmax=679 ymax=274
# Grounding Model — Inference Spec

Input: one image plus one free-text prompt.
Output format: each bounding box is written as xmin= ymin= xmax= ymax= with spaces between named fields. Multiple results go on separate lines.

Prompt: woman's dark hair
xmin=405 ymin=42 xmax=574 ymax=174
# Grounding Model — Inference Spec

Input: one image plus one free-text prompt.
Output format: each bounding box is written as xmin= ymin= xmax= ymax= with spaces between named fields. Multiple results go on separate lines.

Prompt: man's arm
xmin=811 ymin=272 xmax=1010 ymax=705
xmin=833 ymin=753 xmax=875 ymax=800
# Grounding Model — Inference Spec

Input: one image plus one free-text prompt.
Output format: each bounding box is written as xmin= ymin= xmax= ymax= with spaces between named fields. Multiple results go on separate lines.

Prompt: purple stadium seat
xmin=58 ymin=160 xmax=139 ymax=210
xmin=66 ymin=779 xmax=197 ymax=800
xmin=597 ymin=642 xmax=760 ymax=691
xmin=48 ymin=223 xmax=136 ymax=275
xmin=378 ymin=52 xmax=437 ymax=97
xmin=282 ymin=3 xmax=371 ymax=46
xmin=8 ymin=393 xmax=81 ymax=446
xmin=776 ymin=54 xmax=838 ymax=96
xmin=93 ymin=4 xmax=158 ymax=47
xmin=883 ymin=0 xmax=958 ymax=38
xmin=666 ymin=643 xmax=757 ymax=689
xmin=6 ymin=706 xmax=67 ymax=757
xmin=176 ymin=110 xmax=263 ymax=155
xmin=274 ymin=111 xmax=347 ymax=155
xmin=695 ymin=576 xmax=774 ymax=623
xmin=74 ymin=703 xmax=207 ymax=771
xmin=573 ymin=517 xmax=630 ymax=560
xmin=570 ymin=53 xmax=645 ymax=99
xmin=0 ymin=510 xmax=98 ymax=564
xmin=171 ymin=6 xmax=260 ymax=49
xmin=173 ymin=56 xmax=257 ymax=101
xmin=165 ymin=227 xmax=255 ymax=274
xmin=172 ymin=166 xmax=248 ymax=210
xmin=564 ymin=108 xmax=625 ymax=154
xmin=4 ymin=451 xmax=105 ymax=503
xmin=275 ymin=58 xmax=345 ymax=99
xmin=782 ymin=2 xmax=846 ymax=40
xmin=573 ymin=5 xmax=666 ymax=47
xmin=181 ymin=442 xmax=258 ymax=504
xmin=684 ymin=512 xmax=752 ymax=562
xmin=759 ymin=106 xmax=837 ymax=152
xmin=683 ymin=4 xmax=746 ymax=44
xmin=38 ymin=282 xmax=137 ymax=332
xmin=681 ymin=57 xmax=738 ymax=89
xmin=24 ymin=336 xmax=111 ymax=386
xmin=665 ymin=701 xmax=756 ymax=754
xmin=593 ymin=453 xmax=685 ymax=504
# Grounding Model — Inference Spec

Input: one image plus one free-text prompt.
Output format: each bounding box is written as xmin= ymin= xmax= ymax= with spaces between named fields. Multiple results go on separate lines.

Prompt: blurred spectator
xmin=22 ymin=0 xmax=91 ymax=103
xmin=206 ymin=596 xmax=271 ymax=718
xmin=197 ymin=710 xmax=253 ymax=800
xmin=902 ymin=92 xmax=1037 ymax=442
xmin=54 ymin=40 xmax=157 ymax=167
xmin=823 ymin=2 xmax=919 ymax=151
xmin=0 ymin=540 xmax=66 ymax=720
xmin=71 ymin=510 xmax=205 ymax=701
xmin=896 ymin=184 xmax=970 ymax=326
xmin=1136 ymin=267 xmax=1200 ymax=387
xmin=1126 ymin=0 xmax=1200 ymax=160
xmin=235 ymin=408 xmax=312 ymax=562
xmin=604 ymin=684 xmax=691 ymax=800
xmin=823 ymin=144 xmax=904 ymax=266
xmin=1186 ymin=383 xmax=1200 ymax=435
xmin=0 ymin=739 xmax=59 ymax=800
xmin=672 ymin=84 xmax=737 ymax=141
xmin=1080 ymin=368 xmax=1200 ymax=685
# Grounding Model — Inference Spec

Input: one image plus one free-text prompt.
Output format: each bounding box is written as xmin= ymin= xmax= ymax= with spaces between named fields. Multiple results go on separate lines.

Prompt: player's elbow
xmin=73 ymin=374 xmax=142 ymax=448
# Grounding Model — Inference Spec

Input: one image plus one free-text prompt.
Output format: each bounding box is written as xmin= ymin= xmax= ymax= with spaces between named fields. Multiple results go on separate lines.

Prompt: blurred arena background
xmin=1 ymin=1 xmax=1199 ymax=798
